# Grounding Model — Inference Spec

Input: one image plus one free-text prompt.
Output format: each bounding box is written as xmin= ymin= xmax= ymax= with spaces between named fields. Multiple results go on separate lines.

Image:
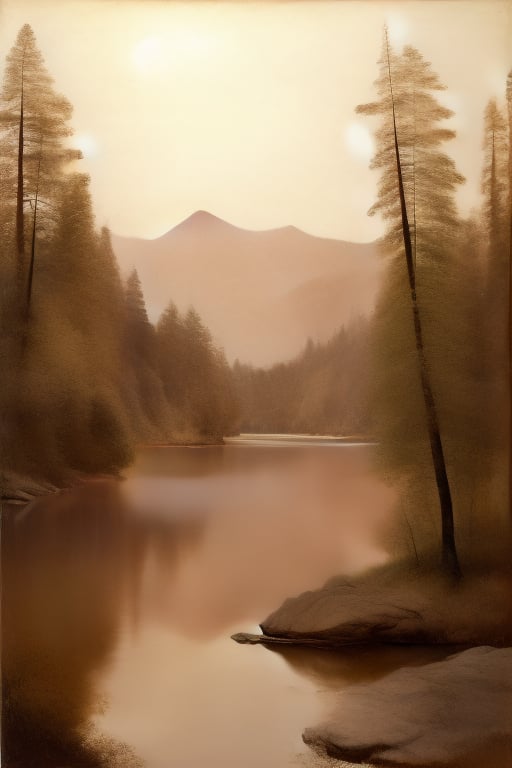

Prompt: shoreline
xmin=0 ymin=438 xmax=226 ymax=504
xmin=1 ymin=434 xmax=372 ymax=505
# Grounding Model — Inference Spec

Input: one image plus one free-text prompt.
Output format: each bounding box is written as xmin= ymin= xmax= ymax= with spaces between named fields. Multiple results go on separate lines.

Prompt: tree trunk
xmin=507 ymin=71 xmax=512 ymax=523
xmin=16 ymin=74 xmax=25 ymax=296
xmin=385 ymin=32 xmax=461 ymax=579
xmin=26 ymin=142 xmax=42 ymax=316
xmin=26 ymin=192 xmax=38 ymax=317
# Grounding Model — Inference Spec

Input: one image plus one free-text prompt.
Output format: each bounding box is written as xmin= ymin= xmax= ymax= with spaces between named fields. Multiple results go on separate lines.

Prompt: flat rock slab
xmin=259 ymin=569 xmax=512 ymax=646
xmin=303 ymin=646 xmax=512 ymax=767
xmin=1 ymin=472 xmax=61 ymax=504
xmin=231 ymin=632 xmax=345 ymax=649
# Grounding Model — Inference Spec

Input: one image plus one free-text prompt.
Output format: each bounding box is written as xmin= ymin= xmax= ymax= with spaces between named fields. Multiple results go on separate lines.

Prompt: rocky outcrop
xmin=303 ymin=646 xmax=512 ymax=767
xmin=234 ymin=567 xmax=512 ymax=647
xmin=1 ymin=472 xmax=61 ymax=505
xmin=232 ymin=566 xmax=512 ymax=766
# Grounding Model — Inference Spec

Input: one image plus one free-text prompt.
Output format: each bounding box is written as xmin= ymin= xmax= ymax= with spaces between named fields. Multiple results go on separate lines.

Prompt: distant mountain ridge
xmin=112 ymin=211 xmax=383 ymax=366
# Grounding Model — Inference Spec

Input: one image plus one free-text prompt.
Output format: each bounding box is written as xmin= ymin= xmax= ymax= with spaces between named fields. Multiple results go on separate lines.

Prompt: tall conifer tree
xmin=357 ymin=31 xmax=464 ymax=577
xmin=0 ymin=24 xmax=79 ymax=311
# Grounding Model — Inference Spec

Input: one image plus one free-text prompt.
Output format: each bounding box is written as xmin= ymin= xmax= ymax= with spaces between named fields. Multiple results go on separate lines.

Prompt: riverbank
xmin=233 ymin=560 xmax=512 ymax=768
xmin=2 ymin=432 xmax=376 ymax=505
xmin=303 ymin=645 xmax=512 ymax=768
xmin=143 ymin=438 xmax=226 ymax=448
xmin=0 ymin=470 xmax=124 ymax=506
xmin=1 ymin=471 xmax=63 ymax=505
xmin=233 ymin=560 xmax=512 ymax=647
xmin=225 ymin=434 xmax=375 ymax=447
xmin=0 ymin=435 xmax=227 ymax=505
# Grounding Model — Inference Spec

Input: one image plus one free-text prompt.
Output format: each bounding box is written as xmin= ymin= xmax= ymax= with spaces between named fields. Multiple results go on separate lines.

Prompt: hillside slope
xmin=112 ymin=212 xmax=382 ymax=365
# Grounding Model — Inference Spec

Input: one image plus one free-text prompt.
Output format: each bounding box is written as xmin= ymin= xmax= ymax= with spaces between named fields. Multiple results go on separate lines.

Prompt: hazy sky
xmin=0 ymin=0 xmax=510 ymax=241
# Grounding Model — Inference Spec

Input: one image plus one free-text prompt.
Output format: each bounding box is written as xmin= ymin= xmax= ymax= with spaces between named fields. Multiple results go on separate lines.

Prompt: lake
xmin=2 ymin=439 xmax=454 ymax=768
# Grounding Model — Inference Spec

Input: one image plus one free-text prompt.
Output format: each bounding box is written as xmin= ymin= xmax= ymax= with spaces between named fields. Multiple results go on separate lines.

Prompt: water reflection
xmin=4 ymin=444 xmax=505 ymax=768
xmin=1 ymin=483 xmax=144 ymax=767
xmin=301 ymin=645 xmax=512 ymax=768
xmin=266 ymin=643 xmax=458 ymax=689
xmin=2 ymin=444 xmax=394 ymax=767
xmin=122 ymin=444 xmax=393 ymax=640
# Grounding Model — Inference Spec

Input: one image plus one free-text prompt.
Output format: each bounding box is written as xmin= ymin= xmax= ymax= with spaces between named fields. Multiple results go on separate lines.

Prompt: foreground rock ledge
xmin=231 ymin=632 xmax=345 ymax=649
xmin=303 ymin=646 xmax=512 ymax=768
xmin=233 ymin=566 xmax=512 ymax=647
xmin=1 ymin=472 xmax=61 ymax=505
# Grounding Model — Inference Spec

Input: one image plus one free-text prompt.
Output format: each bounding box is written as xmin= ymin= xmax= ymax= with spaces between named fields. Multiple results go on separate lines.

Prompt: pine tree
xmin=482 ymin=100 xmax=509 ymax=265
xmin=481 ymin=100 xmax=509 ymax=453
xmin=122 ymin=270 xmax=168 ymax=437
xmin=124 ymin=269 xmax=157 ymax=376
xmin=156 ymin=302 xmax=187 ymax=407
xmin=478 ymin=93 xmax=512 ymax=527
xmin=507 ymin=71 xmax=512 ymax=520
xmin=0 ymin=24 xmax=79 ymax=311
xmin=41 ymin=173 xmax=96 ymax=323
xmin=357 ymin=31 xmax=464 ymax=577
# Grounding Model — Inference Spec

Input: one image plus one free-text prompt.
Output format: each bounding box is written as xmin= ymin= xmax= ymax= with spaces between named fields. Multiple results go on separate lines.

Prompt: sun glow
xmin=73 ymin=133 xmax=99 ymax=159
xmin=131 ymin=36 xmax=166 ymax=75
xmin=130 ymin=27 xmax=216 ymax=76
xmin=345 ymin=122 xmax=374 ymax=161
xmin=386 ymin=13 xmax=409 ymax=48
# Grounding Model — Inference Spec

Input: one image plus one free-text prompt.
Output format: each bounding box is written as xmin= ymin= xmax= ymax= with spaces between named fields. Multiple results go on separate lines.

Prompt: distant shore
xmin=225 ymin=433 xmax=376 ymax=446
xmin=1 ymin=433 xmax=375 ymax=505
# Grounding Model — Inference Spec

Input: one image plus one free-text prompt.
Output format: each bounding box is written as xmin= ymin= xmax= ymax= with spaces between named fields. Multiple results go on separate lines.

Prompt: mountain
xmin=111 ymin=211 xmax=383 ymax=366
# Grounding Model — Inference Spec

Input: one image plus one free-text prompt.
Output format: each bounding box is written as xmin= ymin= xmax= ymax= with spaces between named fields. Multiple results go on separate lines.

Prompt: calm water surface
xmin=3 ymin=441 xmax=450 ymax=768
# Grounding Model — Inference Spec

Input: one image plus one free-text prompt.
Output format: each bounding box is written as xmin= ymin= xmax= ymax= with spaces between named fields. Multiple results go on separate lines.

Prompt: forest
xmin=237 ymin=31 xmax=511 ymax=577
xmin=357 ymin=33 xmax=510 ymax=576
xmin=0 ymin=25 xmax=239 ymax=486
xmin=233 ymin=317 xmax=372 ymax=437
xmin=0 ymin=24 xmax=511 ymax=578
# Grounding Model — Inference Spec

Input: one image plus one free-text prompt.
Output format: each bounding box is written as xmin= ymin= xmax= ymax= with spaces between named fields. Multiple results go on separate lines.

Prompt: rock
xmin=14 ymin=490 xmax=36 ymax=501
xmin=303 ymin=646 xmax=512 ymax=767
xmin=231 ymin=632 xmax=343 ymax=649
xmin=1 ymin=471 xmax=61 ymax=503
xmin=259 ymin=567 xmax=512 ymax=646
xmin=231 ymin=633 xmax=263 ymax=645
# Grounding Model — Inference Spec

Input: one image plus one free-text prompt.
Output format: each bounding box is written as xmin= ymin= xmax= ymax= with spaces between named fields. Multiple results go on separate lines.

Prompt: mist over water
xmin=121 ymin=443 xmax=393 ymax=635
xmin=2 ymin=442 xmax=395 ymax=768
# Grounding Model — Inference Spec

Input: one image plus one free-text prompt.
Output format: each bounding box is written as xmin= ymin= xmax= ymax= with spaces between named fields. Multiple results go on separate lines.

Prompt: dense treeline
xmin=0 ymin=25 xmax=238 ymax=485
xmin=233 ymin=318 xmax=371 ymax=436
xmin=357 ymin=32 xmax=512 ymax=571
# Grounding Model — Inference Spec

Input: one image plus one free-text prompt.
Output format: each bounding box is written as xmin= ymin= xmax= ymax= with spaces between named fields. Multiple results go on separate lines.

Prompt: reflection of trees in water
xmin=125 ymin=506 xmax=206 ymax=636
xmin=1 ymin=481 xmax=205 ymax=768
xmin=267 ymin=643 xmax=456 ymax=690
xmin=131 ymin=443 xmax=303 ymax=479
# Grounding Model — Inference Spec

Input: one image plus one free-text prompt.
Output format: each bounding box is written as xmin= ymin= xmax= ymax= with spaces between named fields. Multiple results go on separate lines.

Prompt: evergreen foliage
xmin=0 ymin=25 xmax=238 ymax=485
xmin=357 ymin=32 xmax=511 ymax=566
xmin=233 ymin=318 xmax=371 ymax=437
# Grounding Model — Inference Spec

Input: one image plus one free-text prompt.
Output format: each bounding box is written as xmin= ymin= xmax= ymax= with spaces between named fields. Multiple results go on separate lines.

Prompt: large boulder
xmin=258 ymin=567 xmax=512 ymax=647
xmin=303 ymin=646 xmax=512 ymax=767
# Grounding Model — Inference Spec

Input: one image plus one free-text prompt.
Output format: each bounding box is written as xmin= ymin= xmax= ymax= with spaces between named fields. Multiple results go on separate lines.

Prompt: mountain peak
xmin=175 ymin=212 xmax=307 ymax=238
xmin=112 ymin=218 xmax=381 ymax=366
xmin=184 ymin=210 xmax=225 ymax=227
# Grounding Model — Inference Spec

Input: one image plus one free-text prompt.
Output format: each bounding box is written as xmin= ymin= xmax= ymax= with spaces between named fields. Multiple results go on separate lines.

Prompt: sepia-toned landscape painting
xmin=1 ymin=0 xmax=511 ymax=766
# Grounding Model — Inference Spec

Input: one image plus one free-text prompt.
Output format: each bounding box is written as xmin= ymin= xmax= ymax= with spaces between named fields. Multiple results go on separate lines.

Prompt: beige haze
xmin=0 ymin=0 xmax=510 ymax=242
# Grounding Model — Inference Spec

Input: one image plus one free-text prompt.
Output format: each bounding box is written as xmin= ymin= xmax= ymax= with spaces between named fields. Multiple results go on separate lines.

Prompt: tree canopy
xmin=0 ymin=25 xmax=239 ymax=486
